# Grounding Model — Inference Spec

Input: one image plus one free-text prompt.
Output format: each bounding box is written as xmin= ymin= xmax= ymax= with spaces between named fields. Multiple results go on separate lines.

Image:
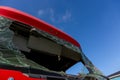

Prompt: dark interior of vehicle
xmin=10 ymin=21 xmax=81 ymax=71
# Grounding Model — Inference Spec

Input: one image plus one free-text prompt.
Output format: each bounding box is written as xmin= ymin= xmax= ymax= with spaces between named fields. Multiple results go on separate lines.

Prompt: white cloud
xmin=61 ymin=10 xmax=72 ymax=22
xmin=38 ymin=10 xmax=45 ymax=16
xmin=38 ymin=8 xmax=72 ymax=23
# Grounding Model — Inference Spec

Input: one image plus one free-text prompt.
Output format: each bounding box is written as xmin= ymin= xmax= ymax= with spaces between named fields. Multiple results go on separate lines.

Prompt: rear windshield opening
xmin=10 ymin=21 xmax=80 ymax=72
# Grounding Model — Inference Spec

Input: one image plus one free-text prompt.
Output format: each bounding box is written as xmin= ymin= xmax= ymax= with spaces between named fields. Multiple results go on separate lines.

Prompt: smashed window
xmin=0 ymin=16 xmax=50 ymax=70
xmin=0 ymin=16 xmax=108 ymax=80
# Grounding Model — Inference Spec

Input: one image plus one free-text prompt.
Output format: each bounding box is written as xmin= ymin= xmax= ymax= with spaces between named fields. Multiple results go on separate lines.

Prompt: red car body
xmin=0 ymin=6 xmax=109 ymax=80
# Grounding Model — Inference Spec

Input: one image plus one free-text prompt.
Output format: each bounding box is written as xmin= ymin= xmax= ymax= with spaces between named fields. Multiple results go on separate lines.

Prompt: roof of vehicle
xmin=108 ymin=71 xmax=120 ymax=79
xmin=0 ymin=6 xmax=80 ymax=48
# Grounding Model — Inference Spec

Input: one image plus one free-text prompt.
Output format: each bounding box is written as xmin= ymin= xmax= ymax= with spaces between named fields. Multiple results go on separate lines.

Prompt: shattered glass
xmin=0 ymin=16 xmax=108 ymax=80
xmin=0 ymin=16 xmax=50 ymax=71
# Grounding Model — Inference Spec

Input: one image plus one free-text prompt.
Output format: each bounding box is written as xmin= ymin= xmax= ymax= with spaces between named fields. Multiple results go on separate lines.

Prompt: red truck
xmin=0 ymin=6 xmax=109 ymax=80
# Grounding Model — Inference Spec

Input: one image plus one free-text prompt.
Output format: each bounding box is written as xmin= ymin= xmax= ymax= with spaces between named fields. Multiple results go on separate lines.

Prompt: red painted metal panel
xmin=0 ymin=69 xmax=45 ymax=80
xmin=0 ymin=6 xmax=80 ymax=48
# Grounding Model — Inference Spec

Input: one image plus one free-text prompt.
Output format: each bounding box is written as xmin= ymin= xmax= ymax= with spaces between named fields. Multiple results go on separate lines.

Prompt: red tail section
xmin=0 ymin=69 xmax=45 ymax=80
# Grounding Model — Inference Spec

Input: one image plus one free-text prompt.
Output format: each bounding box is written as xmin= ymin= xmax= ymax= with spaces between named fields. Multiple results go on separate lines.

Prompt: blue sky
xmin=1 ymin=0 xmax=120 ymax=76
